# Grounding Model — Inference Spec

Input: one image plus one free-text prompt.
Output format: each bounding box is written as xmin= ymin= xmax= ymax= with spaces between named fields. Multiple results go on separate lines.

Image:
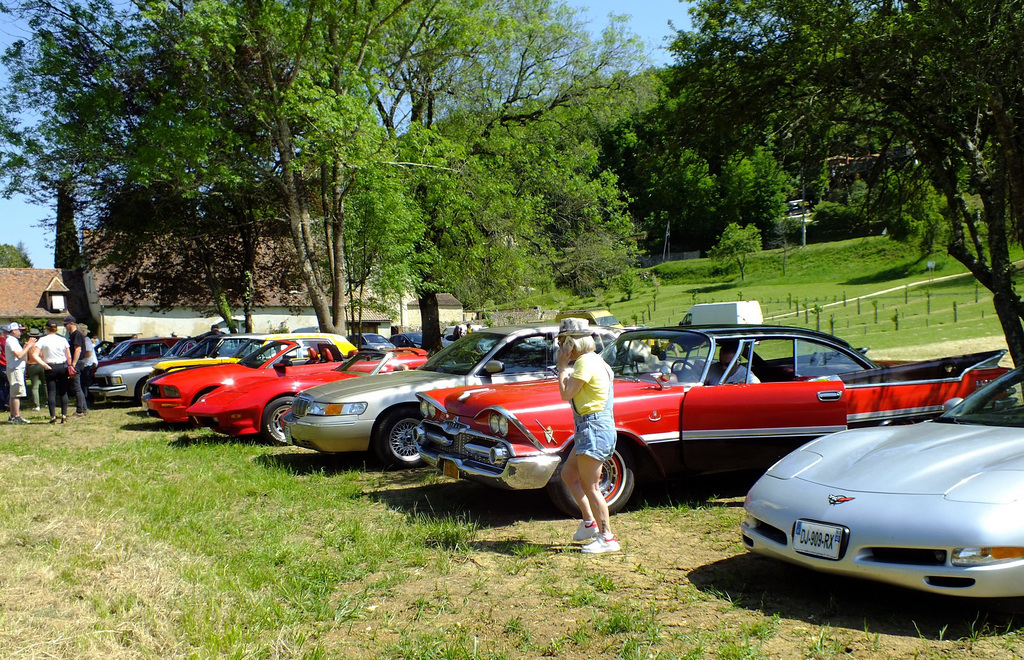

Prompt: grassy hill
xmin=515 ymin=236 xmax=1016 ymax=358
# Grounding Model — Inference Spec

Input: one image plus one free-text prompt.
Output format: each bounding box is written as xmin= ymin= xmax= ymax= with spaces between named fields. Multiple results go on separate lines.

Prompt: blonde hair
xmin=560 ymin=334 xmax=596 ymax=357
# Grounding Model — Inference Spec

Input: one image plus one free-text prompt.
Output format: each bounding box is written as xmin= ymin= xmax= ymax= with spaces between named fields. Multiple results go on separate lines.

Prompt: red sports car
xmin=143 ymin=339 xmax=351 ymax=424
xmin=415 ymin=325 xmax=1009 ymax=515
xmin=186 ymin=348 xmax=429 ymax=444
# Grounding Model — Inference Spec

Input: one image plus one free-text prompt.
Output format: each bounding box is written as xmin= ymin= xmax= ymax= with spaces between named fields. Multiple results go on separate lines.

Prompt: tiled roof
xmin=407 ymin=293 xmax=463 ymax=309
xmin=0 ymin=268 xmax=90 ymax=320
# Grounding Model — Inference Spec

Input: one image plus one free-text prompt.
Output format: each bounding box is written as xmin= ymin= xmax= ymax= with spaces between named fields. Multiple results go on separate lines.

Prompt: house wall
xmin=92 ymin=306 xmax=321 ymax=341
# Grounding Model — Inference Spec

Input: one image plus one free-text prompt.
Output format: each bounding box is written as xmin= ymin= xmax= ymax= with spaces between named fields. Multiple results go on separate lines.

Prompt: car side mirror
xmin=483 ymin=360 xmax=504 ymax=374
xmin=942 ymin=397 xmax=964 ymax=412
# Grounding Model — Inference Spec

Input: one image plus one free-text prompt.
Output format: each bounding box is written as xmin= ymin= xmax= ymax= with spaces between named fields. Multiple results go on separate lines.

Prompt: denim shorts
xmin=573 ymin=410 xmax=617 ymax=462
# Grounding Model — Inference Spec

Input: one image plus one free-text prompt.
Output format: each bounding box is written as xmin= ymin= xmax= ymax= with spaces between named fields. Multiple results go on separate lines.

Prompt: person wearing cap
xmin=77 ymin=323 xmax=98 ymax=406
xmin=63 ymin=315 xmax=89 ymax=417
xmin=0 ymin=325 xmax=8 ymax=412
xmin=30 ymin=320 xmax=72 ymax=423
xmin=555 ymin=317 xmax=621 ymax=554
xmin=4 ymin=323 xmax=36 ymax=424
xmin=24 ymin=327 xmax=46 ymax=412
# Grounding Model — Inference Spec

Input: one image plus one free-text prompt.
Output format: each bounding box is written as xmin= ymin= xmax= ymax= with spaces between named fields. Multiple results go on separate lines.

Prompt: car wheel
xmin=373 ymin=407 xmax=424 ymax=468
xmin=261 ymin=396 xmax=295 ymax=445
xmin=545 ymin=442 xmax=635 ymax=517
xmin=133 ymin=377 xmax=148 ymax=405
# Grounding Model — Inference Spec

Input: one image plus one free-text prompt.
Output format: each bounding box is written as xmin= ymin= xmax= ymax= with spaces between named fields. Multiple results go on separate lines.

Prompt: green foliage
xmin=708 ymin=223 xmax=762 ymax=281
xmin=0 ymin=242 xmax=32 ymax=268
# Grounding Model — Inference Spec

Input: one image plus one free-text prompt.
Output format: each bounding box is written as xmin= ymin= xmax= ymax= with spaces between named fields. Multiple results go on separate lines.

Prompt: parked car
xmin=143 ymin=335 xmax=354 ymax=423
xmin=555 ymin=309 xmax=624 ymax=329
xmin=187 ymin=347 xmax=429 ymax=444
xmin=357 ymin=333 xmax=396 ymax=351
xmin=414 ymin=325 xmax=1008 ymax=515
xmin=91 ymin=336 xmax=200 ymax=403
xmin=282 ymin=324 xmax=620 ymax=467
xmin=148 ymin=332 xmax=357 ymax=379
xmin=441 ymin=324 xmax=486 ymax=346
xmin=95 ymin=336 xmax=186 ymax=368
xmin=741 ymin=365 xmax=1024 ymax=598
xmin=390 ymin=333 xmax=423 ymax=349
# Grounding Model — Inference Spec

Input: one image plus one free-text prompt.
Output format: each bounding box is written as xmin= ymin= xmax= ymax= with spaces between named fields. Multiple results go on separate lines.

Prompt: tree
xmin=672 ymin=0 xmax=1024 ymax=364
xmin=0 ymin=242 xmax=31 ymax=267
xmin=708 ymin=222 xmax=761 ymax=281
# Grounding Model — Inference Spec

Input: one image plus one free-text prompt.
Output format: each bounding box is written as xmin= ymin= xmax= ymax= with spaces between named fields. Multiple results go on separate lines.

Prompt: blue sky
xmin=9 ymin=0 xmax=691 ymax=269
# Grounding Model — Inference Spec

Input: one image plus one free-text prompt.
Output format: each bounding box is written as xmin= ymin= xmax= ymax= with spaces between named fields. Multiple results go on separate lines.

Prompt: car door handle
xmin=817 ymin=390 xmax=843 ymax=402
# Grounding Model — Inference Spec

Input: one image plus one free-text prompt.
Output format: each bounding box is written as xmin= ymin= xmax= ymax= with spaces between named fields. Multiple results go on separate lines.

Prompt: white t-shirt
xmin=4 ymin=336 xmax=26 ymax=373
xmin=36 ymin=334 xmax=70 ymax=365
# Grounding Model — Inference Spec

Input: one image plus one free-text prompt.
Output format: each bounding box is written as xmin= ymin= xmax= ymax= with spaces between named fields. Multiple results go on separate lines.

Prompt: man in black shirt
xmin=64 ymin=316 xmax=89 ymax=417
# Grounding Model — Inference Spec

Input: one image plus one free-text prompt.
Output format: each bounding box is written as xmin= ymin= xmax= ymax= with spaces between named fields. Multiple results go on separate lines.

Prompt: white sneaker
xmin=573 ymin=519 xmax=600 ymax=542
xmin=581 ymin=534 xmax=620 ymax=554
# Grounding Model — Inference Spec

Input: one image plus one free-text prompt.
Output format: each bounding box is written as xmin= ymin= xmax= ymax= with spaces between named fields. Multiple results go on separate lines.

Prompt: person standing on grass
xmin=555 ymin=317 xmax=621 ymax=554
xmin=24 ymin=328 xmax=46 ymax=412
xmin=32 ymin=320 xmax=72 ymax=424
xmin=78 ymin=324 xmax=98 ymax=405
xmin=0 ymin=325 xmax=8 ymax=413
xmin=63 ymin=316 xmax=89 ymax=417
xmin=4 ymin=323 xmax=36 ymax=424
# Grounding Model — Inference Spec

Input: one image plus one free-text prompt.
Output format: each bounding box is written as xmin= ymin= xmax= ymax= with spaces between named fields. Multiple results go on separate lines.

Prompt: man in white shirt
xmin=5 ymin=323 xmax=37 ymax=424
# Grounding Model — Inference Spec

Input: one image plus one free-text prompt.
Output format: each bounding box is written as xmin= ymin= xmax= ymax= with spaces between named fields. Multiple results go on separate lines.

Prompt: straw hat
xmin=556 ymin=317 xmax=590 ymax=337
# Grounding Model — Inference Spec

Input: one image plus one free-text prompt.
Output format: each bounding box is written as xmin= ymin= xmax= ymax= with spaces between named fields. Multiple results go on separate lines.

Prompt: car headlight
xmin=113 ymin=376 xmax=123 ymax=385
xmin=420 ymin=400 xmax=437 ymax=419
xmin=951 ymin=547 xmax=1024 ymax=567
xmin=308 ymin=401 xmax=367 ymax=416
xmin=162 ymin=385 xmax=180 ymax=398
xmin=488 ymin=413 xmax=508 ymax=436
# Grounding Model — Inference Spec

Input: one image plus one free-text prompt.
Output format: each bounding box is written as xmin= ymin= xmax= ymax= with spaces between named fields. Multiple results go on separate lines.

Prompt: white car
xmin=742 ymin=367 xmax=1024 ymax=598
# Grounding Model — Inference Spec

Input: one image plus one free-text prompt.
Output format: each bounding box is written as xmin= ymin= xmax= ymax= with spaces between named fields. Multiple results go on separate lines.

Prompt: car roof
xmin=632 ymin=325 xmax=861 ymax=350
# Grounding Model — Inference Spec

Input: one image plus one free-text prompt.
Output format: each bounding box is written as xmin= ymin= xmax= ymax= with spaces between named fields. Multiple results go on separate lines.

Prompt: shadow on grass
xmin=169 ymin=432 xmax=274 ymax=448
xmin=254 ymin=449 xmax=382 ymax=476
xmin=631 ymin=471 xmax=759 ymax=510
xmin=689 ymin=553 xmax=1024 ymax=640
xmin=840 ymin=256 xmax=930 ymax=286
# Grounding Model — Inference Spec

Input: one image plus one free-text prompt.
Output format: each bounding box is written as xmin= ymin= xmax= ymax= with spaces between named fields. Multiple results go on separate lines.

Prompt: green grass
xmin=4 ymin=394 xmax=1024 ymax=656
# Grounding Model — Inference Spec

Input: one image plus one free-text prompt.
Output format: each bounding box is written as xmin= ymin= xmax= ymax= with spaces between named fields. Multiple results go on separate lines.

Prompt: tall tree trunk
xmin=419 ymin=291 xmax=442 ymax=353
xmin=55 ymin=176 xmax=81 ymax=269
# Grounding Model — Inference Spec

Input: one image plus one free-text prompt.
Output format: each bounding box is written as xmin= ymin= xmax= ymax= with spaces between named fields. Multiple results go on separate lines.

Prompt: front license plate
xmin=793 ymin=520 xmax=844 ymax=560
xmin=440 ymin=458 xmax=460 ymax=480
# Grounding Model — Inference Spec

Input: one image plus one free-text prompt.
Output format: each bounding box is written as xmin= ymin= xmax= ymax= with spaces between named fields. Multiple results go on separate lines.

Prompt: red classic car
xmin=143 ymin=337 xmax=351 ymax=424
xmin=186 ymin=348 xmax=429 ymax=443
xmin=415 ymin=326 xmax=1008 ymax=515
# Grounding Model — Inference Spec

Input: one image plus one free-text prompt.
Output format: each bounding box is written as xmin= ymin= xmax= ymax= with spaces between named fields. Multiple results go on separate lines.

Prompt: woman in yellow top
xmin=556 ymin=318 xmax=620 ymax=554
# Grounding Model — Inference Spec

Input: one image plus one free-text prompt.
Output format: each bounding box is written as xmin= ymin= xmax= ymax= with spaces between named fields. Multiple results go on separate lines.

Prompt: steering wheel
xmin=671 ymin=359 xmax=700 ymax=382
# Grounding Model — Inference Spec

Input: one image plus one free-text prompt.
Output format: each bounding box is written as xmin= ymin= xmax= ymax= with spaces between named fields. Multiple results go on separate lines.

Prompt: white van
xmin=680 ymin=301 xmax=763 ymax=326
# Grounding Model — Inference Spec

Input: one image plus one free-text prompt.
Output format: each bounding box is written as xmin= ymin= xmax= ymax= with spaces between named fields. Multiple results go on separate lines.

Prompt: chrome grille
xmin=292 ymin=393 xmax=314 ymax=418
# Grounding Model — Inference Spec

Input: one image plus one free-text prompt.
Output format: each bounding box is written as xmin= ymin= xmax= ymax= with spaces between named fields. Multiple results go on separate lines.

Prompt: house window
xmin=48 ymin=293 xmax=66 ymax=312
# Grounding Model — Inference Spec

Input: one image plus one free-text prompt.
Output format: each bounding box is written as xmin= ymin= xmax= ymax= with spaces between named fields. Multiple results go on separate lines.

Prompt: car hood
xmin=302 ymin=369 xmax=462 ymax=401
xmin=95 ymin=357 xmax=164 ymax=376
xmin=189 ymin=370 xmax=364 ymax=411
xmin=792 ymin=421 xmax=1024 ymax=496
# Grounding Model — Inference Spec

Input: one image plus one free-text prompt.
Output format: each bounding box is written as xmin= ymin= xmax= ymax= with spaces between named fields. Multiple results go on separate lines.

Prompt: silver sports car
xmin=742 ymin=366 xmax=1024 ymax=598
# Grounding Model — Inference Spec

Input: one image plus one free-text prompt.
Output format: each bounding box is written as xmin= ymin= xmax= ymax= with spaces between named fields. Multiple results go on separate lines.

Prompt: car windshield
xmin=105 ymin=341 xmax=132 ymax=359
xmin=362 ymin=334 xmax=388 ymax=343
xmin=337 ymin=350 xmax=389 ymax=372
xmin=602 ymin=329 xmax=712 ymax=382
xmin=938 ymin=368 xmax=1024 ymax=427
xmin=226 ymin=338 xmax=262 ymax=358
xmin=182 ymin=337 xmax=218 ymax=358
xmin=238 ymin=341 xmax=290 ymax=368
xmin=421 ymin=332 xmax=504 ymax=375
xmin=594 ymin=315 xmax=620 ymax=328
xmin=167 ymin=340 xmax=195 ymax=357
